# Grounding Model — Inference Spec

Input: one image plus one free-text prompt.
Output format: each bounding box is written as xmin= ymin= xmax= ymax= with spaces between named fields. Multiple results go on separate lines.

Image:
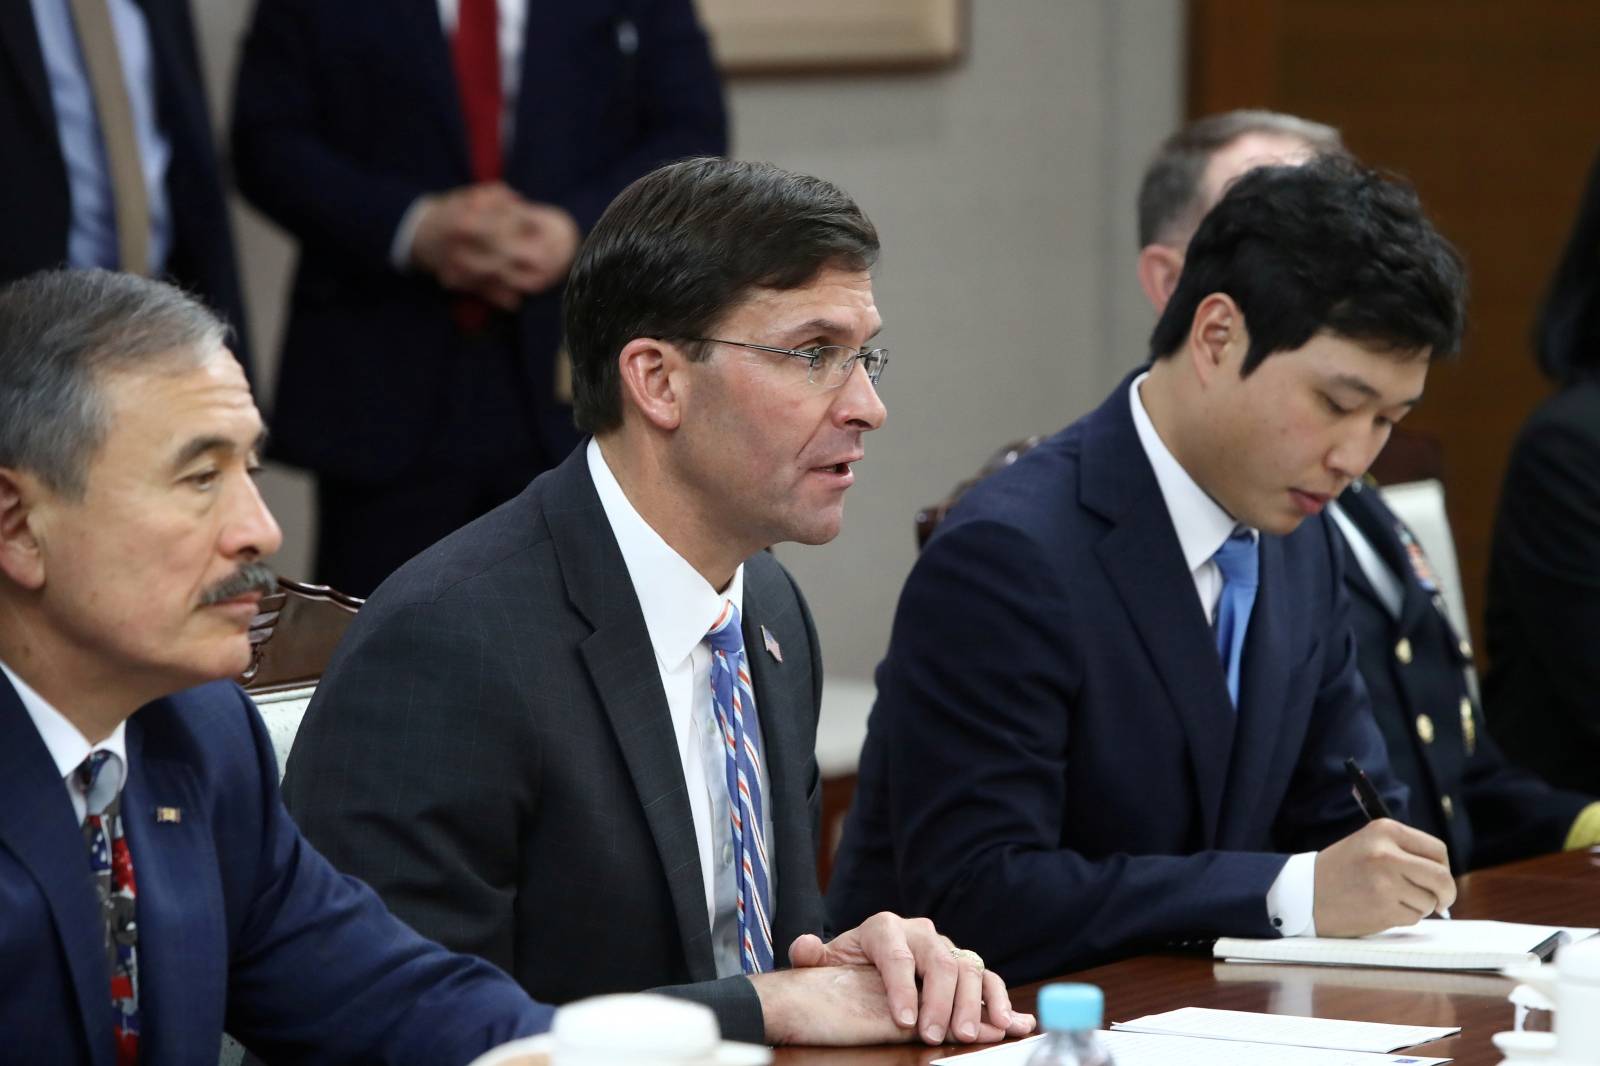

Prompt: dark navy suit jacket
xmin=0 ymin=0 xmax=251 ymax=378
xmin=283 ymin=445 xmax=827 ymax=1044
xmin=827 ymin=372 xmax=1407 ymax=983
xmin=0 ymin=676 xmax=551 ymax=1065
xmin=1336 ymin=480 xmax=1590 ymax=872
xmin=231 ymin=0 xmax=726 ymax=483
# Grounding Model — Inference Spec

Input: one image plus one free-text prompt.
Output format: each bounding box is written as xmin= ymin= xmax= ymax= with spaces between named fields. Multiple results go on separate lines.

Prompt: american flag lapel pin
xmin=760 ymin=625 xmax=783 ymax=663
xmin=154 ymin=806 xmax=182 ymax=824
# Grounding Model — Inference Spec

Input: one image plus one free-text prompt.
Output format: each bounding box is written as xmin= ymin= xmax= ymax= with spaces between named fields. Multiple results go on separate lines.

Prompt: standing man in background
xmin=232 ymin=0 xmax=727 ymax=595
xmin=0 ymin=0 xmax=251 ymax=378
xmin=1135 ymin=110 xmax=1600 ymax=872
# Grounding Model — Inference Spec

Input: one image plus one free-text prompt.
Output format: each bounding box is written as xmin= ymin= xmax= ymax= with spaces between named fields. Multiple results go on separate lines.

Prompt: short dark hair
xmin=1534 ymin=144 xmax=1600 ymax=384
xmin=0 ymin=269 xmax=225 ymax=497
xmin=1149 ymin=157 xmax=1467 ymax=374
xmin=565 ymin=157 xmax=879 ymax=434
xmin=1137 ymin=110 xmax=1345 ymax=248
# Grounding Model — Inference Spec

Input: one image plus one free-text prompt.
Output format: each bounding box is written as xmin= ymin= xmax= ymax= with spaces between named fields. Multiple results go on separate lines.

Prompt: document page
xmin=932 ymin=1030 xmax=1450 ymax=1065
xmin=1111 ymin=1006 xmax=1458 ymax=1052
xmin=1214 ymin=918 xmax=1598 ymax=971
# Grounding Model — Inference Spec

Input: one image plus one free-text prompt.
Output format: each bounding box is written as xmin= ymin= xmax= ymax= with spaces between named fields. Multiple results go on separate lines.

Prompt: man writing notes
xmin=1133 ymin=111 xmax=1600 ymax=873
xmin=0 ymin=270 xmax=550 ymax=1064
xmin=285 ymin=158 xmax=1035 ymax=1048
xmin=829 ymin=158 xmax=1468 ymax=983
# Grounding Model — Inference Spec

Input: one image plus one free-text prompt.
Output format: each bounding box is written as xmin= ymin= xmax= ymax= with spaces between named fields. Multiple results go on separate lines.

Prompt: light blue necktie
xmin=1212 ymin=528 xmax=1260 ymax=707
xmin=704 ymin=601 xmax=774 ymax=974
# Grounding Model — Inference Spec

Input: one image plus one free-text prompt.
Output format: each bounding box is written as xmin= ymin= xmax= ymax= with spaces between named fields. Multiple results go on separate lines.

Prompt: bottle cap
xmin=1036 ymin=983 xmax=1104 ymax=1032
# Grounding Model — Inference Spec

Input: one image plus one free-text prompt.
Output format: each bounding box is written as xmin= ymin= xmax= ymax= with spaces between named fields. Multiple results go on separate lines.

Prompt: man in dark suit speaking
xmin=828 ymin=158 xmax=1468 ymax=983
xmin=0 ymin=270 xmax=550 ymax=1064
xmin=286 ymin=157 xmax=1035 ymax=1049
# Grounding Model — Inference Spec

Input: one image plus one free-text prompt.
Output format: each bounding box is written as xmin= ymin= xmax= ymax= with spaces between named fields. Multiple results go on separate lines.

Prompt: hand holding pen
xmin=1306 ymin=760 xmax=1457 ymax=936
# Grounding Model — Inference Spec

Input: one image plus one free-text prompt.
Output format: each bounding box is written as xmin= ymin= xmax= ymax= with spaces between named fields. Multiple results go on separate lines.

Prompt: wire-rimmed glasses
xmin=688 ymin=338 xmax=888 ymax=388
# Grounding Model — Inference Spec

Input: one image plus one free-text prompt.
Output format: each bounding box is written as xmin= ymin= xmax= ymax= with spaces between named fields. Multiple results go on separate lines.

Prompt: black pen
xmin=1345 ymin=757 xmax=1451 ymax=918
xmin=1344 ymin=757 xmax=1393 ymax=820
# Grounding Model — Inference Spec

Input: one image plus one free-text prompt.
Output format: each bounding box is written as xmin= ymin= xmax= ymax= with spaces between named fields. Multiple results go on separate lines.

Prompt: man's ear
xmin=616 ymin=337 xmax=688 ymax=432
xmin=0 ymin=468 xmax=48 ymax=590
xmin=1136 ymin=243 xmax=1186 ymax=314
xmin=1187 ymin=293 xmax=1246 ymax=387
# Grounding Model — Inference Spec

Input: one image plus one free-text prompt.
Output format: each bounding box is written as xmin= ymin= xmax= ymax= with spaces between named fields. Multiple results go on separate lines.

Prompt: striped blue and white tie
xmin=704 ymin=600 xmax=774 ymax=974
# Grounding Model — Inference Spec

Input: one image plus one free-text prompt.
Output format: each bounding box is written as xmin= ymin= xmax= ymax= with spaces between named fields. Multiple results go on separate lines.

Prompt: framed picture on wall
xmin=695 ymin=0 xmax=964 ymax=74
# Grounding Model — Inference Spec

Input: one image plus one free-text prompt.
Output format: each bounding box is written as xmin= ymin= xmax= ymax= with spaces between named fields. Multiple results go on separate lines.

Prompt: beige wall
xmin=192 ymin=0 xmax=1182 ymax=682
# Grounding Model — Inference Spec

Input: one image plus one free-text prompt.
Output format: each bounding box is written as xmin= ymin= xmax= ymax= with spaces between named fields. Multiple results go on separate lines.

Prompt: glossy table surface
xmin=772 ymin=848 xmax=1600 ymax=1065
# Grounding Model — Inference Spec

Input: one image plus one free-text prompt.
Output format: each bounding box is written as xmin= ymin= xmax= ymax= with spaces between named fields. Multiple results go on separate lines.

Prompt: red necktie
xmin=453 ymin=0 xmax=502 ymax=182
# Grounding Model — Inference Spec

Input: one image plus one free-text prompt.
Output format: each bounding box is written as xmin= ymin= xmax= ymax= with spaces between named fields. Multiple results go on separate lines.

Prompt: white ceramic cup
xmin=468 ymin=994 xmax=772 ymax=1066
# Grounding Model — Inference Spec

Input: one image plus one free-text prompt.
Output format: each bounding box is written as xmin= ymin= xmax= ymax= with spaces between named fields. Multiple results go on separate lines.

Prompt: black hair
xmin=1149 ymin=157 xmax=1467 ymax=374
xmin=564 ymin=157 xmax=879 ymax=434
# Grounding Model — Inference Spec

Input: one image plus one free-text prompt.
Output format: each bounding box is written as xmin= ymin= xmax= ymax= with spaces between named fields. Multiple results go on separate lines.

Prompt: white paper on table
xmin=930 ymin=1030 xmax=1451 ymax=1065
xmin=1110 ymin=1006 xmax=1458 ymax=1052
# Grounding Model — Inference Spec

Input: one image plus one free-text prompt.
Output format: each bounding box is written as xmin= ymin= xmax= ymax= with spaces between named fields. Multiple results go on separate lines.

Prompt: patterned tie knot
xmin=1213 ymin=528 xmax=1259 ymax=589
xmin=75 ymin=751 xmax=120 ymax=817
xmin=704 ymin=600 xmax=745 ymax=658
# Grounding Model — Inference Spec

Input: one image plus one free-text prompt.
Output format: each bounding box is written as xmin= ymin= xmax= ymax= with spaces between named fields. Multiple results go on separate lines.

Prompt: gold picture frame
xmin=695 ymin=0 xmax=964 ymax=74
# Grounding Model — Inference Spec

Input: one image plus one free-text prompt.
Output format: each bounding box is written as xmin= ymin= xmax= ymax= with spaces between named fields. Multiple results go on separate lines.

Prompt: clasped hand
xmin=410 ymin=182 xmax=579 ymax=310
xmin=754 ymin=911 xmax=1036 ymax=1046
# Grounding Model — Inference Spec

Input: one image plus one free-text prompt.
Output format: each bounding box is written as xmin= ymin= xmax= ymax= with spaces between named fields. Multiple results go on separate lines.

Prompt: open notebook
xmin=1215 ymin=919 xmax=1597 ymax=971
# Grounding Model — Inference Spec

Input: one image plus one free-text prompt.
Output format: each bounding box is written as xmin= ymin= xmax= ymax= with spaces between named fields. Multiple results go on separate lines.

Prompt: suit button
xmin=1416 ymin=714 xmax=1436 ymax=744
xmin=1460 ymin=696 xmax=1477 ymax=756
xmin=1396 ymin=638 xmax=1413 ymax=664
xmin=1441 ymin=795 xmax=1455 ymax=819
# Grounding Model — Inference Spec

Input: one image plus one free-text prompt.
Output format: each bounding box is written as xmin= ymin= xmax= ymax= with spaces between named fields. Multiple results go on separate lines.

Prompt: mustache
xmin=199 ymin=563 xmax=279 ymax=606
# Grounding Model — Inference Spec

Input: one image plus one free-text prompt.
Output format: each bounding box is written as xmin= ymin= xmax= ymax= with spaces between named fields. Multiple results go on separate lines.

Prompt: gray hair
xmin=0 ymin=269 xmax=228 ymax=498
xmin=1137 ymin=109 xmax=1346 ymax=248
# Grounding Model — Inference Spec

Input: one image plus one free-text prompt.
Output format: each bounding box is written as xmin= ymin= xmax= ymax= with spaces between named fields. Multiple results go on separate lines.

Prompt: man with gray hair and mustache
xmin=0 ymin=268 xmax=557 ymax=1063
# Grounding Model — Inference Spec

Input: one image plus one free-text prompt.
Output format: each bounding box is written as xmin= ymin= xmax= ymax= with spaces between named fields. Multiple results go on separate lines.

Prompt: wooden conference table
xmin=772 ymin=847 xmax=1600 ymax=1066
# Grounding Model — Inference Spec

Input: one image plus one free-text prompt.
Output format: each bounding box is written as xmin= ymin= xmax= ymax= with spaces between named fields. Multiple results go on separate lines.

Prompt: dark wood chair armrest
xmin=240 ymin=577 xmax=364 ymax=694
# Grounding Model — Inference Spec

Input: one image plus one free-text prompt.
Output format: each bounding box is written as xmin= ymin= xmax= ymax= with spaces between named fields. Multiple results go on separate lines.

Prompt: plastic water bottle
xmin=1025 ymin=983 xmax=1115 ymax=1066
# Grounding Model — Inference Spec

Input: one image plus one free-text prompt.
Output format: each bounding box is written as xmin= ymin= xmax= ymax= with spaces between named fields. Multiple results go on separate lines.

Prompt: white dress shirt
xmin=1328 ymin=500 xmax=1405 ymax=619
xmin=586 ymin=439 xmax=776 ymax=978
xmin=1128 ymin=372 xmax=1318 ymax=937
xmin=2 ymin=660 xmax=127 ymax=826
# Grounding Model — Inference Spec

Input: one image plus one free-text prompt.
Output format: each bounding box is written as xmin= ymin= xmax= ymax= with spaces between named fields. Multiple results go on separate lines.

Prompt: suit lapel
xmin=0 ymin=679 xmax=115 ymax=1066
xmin=545 ymin=451 xmax=717 ymax=983
xmin=119 ymin=708 xmax=225 ymax=1064
xmin=1082 ymin=377 xmax=1235 ymax=843
xmin=740 ymin=561 xmax=817 ymax=959
xmin=0 ymin=0 xmax=58 ymax=138
xmin=1217 ymin=534 xmax=1299 ymax=846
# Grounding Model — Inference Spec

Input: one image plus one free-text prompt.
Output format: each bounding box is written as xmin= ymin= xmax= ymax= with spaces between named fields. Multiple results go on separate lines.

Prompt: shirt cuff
xmin=1266 ymin=851 xmax=1318 ymax=937
xmin=1566 ymin=802 xmax=1600 ymax=851
xmin=389 ymin=196 xmax=431 ymax=270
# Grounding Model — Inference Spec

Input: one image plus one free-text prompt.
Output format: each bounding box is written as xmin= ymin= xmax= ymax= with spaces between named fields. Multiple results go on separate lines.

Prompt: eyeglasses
xmin=689 ymin=338 xmax=889 ymax=388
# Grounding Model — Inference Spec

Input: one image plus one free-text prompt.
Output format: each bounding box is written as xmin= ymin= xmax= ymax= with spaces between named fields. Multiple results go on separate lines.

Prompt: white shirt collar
xmin=586 ymin=439 xmax=745 ymax=671
xmin=1128 ymin=371 xmax=1256 ymax=573
xmin=1 ymin=658 xmax=128 ymax=791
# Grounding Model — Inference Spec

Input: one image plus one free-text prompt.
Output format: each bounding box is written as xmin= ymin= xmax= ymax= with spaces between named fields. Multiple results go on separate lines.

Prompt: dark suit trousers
xmin=313 ymin=322 xmax=552 ymax=596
